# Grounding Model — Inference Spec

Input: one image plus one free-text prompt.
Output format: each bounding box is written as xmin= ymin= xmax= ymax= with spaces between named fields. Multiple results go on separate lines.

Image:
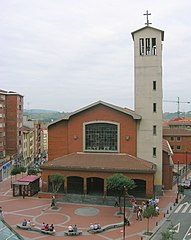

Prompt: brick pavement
xmin=0 ymin=176 xmax=181 ymax=240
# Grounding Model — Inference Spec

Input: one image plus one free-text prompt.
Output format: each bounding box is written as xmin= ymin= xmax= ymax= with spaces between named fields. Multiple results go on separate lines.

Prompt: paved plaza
xmin=0 ymin=175 xmax=181 ymax=240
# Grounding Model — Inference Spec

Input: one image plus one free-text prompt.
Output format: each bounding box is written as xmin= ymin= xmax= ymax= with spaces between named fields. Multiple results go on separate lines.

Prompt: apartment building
xmin=163 ymin=118 xmax=191 ymax=164
xmin=23 ymin=126 xmax=34 ymax=168
xmin=0 ymin=89 xmax=23 ymax=181
xmin=23 ymin=115 xmax=48 ymax=162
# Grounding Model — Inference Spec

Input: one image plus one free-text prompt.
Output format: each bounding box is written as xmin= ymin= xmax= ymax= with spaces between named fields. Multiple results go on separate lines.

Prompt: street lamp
xmin=176 ymin=161 xmax=180 ymax=203
xmin=186 ymin=152 xmax=188 ymax=180
xmin=123 ymin=186 xmax=127 ymax=240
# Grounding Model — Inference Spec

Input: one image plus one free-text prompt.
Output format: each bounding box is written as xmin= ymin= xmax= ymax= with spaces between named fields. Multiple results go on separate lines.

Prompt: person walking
xmin=0 ymin=207 xmax=4 ymax=220
xmin=114 ymin=197 xmax=119 ymax=207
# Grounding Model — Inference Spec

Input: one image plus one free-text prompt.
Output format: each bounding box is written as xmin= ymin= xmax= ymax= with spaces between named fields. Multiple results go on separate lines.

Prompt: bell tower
xmin=131 ymin=11 xmax=164 ymax=194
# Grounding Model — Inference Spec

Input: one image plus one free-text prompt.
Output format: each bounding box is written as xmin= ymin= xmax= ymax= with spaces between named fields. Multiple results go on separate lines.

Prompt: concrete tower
xmin=131 ymin=11 xmax=164 ymax=194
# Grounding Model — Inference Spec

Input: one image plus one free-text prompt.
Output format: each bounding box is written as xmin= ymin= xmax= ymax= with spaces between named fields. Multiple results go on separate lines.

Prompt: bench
xmin=64 ymin=231 xmax=82 ymax=236
xmin=88 ymin=221 xmax=130 ymax=234
xmin=41 ymin=229 xmax=56 ymax=235
xmin=16 ymin=224 xmax=56 ymax=235
xmin=16 ymin=224 xmax=41 ymax=232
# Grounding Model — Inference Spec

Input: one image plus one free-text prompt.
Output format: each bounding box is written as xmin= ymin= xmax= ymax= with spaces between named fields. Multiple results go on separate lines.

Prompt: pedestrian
xmin=0 ymin=207 xmax=4 ymax=220
xmin=51 ymin=195 xmax=55 ymax=207
xmin=114 ymin=197 xmax=119 ymax=207
xmin=23 ymin=190 xmax=25 ymax=199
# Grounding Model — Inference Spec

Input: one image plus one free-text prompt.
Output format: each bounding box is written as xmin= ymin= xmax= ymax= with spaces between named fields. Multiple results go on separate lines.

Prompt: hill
xmin=24 ymin=109 xmax=191 ymax=122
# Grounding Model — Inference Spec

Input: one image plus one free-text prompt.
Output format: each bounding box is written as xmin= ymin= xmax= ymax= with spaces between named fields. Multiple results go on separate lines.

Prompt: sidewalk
xmin=0 ymin=176 xmax=182 ymax=240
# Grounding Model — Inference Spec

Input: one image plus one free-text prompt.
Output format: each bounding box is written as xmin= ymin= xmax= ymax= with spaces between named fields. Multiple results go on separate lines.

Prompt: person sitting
xmin=26 ymin=220 xmax=31 ymax=227
xmin=41 ymin=222 xmax=45 ymax=230
xmin=73 ymin=224 xmax=77 ymax=233
xmin=44 ymin=224 xmax=49 ymax=231
xmin=49 ymin=224 xmax=54 ymax=232
xmin=90 ymin=223 xmax=94 ymax=230
xmin=94 ymin=223 xmax=99 ymax=230
xmin=22 ymin=219 xmax=27 ymax=226
xmin=97 ymin=223 xmax=101 ymax=229
xmin=68 ymin=225 xmax=73 ymax=232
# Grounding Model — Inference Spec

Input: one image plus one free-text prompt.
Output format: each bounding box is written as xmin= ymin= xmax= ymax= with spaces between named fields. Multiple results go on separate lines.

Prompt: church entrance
xmin=87 ymin=177 xmax=104 ymax=195
xmin=67 ymin=176 xmax=84 ymax=194
xmin=129 ymin=179 xmax=146 ymax=198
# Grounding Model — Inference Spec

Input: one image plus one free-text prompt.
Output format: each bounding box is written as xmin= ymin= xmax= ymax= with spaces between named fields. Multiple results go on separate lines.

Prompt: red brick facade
xmin=40 ymin=102 xmax=156 ymax=198
xmin=48 ymin=104 xmax=137 ymax=160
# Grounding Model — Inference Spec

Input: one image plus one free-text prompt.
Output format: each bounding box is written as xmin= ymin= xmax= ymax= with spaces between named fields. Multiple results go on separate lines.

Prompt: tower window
xmin=139 ymin=38 xmax=144 ymax=55
xmin=153 ymin=103 xmax=157 ymax=112
xmin=153 ymin=147 xmax=156 ymax=157
xmin=153 ymin=125 xmax=157 ymax=135
xmin=153 ymin=81 xmax=156 ymax=90
xmin=146 ymin=38 xmax=150 ymax=55
xmin=152 ymin=38 xmax=156 ymax=55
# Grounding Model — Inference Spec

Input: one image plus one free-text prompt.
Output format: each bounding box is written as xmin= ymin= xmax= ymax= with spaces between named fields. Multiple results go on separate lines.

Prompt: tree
xmin=142 ymin=205 xmax=157 ymax=235
xmin=11 ymin=167 xmax=21 ymax=176
xmin=107 ymin=173 xmax=136 ymax=213
xmin=27 ymin=168 xmax=39 ymax=175
xmin=49 ymin=174 xmax=65 ymax=195
xmin=160 ymin=222 xmax=175 ymax=240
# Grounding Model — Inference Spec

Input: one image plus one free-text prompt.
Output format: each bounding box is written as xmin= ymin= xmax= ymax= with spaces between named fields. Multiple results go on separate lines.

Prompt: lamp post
xmin=123 ymin=186 xmax=127 ymax=240
xmin=186 ymin=152 xmax=188 ymax=180
xmin=176 ymin=161 xmax=180 ymax=203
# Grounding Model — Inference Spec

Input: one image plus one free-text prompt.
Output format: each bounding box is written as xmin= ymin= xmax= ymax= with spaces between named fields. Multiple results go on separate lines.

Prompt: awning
xmin=13 ymin=181 xmax=30 ymax=186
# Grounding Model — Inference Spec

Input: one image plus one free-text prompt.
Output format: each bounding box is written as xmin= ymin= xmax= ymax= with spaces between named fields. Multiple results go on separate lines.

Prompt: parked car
xmin=178 ymin=180 xmax=191 ymax=189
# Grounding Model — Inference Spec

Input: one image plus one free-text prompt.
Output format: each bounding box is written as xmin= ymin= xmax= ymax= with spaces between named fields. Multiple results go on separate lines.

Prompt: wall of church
xmin=48 ymin=120 xmax=68 ymax=161
xmin=48 ymin=104 xmax=137 ymax=160
xmin=162 ymin=151 xmax=173 ymax=190
xmin=40 ymin=168 xmax=154 ymax=198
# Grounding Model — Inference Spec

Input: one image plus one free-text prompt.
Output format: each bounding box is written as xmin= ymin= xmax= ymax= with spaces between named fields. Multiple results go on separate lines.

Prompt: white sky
xmin=1 ymin=0 xmax=191 ymax=113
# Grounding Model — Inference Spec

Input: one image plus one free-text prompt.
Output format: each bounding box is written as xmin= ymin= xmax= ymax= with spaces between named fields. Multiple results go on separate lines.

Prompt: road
xmin=150 ymin=189 xmax=191 ymax=240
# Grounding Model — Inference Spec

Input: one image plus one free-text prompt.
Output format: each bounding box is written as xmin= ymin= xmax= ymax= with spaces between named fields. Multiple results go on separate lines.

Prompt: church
xmin=40 ymin=12 xmax=173 ymax=199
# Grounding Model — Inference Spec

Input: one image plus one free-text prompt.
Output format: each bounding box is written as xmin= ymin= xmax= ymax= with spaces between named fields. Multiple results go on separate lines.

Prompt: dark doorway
xmin=67 ymin=176 xmax=83 ymax=194
xmin=87 ymin=177 xmax=104 ymax=195
xmin=128 ymin=179 xmax=146 ymax=198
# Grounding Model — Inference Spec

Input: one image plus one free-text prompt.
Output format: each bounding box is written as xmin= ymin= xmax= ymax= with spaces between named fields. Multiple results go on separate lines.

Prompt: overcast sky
xmin=1 ymin=0 xmax=191 ymax=113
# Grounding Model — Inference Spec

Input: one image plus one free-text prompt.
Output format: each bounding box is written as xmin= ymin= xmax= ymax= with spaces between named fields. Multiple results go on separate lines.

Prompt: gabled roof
xmin=131 ymin=26 xmax=164 ymax=41
xmin=49 ymin=100 xmax=141 ymax=126
xmin=163 ymin=139 xmax=173 ymax=156
xmin=41 ymin=152 xmax=156 ymax=174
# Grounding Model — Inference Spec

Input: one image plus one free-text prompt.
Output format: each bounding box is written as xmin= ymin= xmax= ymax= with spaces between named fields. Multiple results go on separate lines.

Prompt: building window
xmin=153 ymin=81 xmax=156 ymax=90
xmin=153 ymin=103 xmax=157 ymax=112
xmin=153 ymin=125 xmax=157 ymax=135
xmin=171 ymin=146 xmax=174 ymax=150
xmin=151 ymin=38 xmax=156 ymax=55
xmin=176 ymin=146 xmax=181 ymax=150
xmin=176 ymin=136 xmax=181 ymax=141
xmin=85 ymin=122 xmax=118 ymax=152
xmin=170 ymin=137 xmax=174 ymax=141
xmin=139 ymin=38 xmax=144 ymax=55
xmin=153 ymin=147 xmax=156 ymax=157
xmin=146 ymin=38 xmax=150 ymax=55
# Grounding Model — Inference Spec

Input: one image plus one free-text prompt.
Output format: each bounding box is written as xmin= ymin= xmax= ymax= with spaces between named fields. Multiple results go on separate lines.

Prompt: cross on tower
xmin=144 ymin=10 xmax=152 ymax=26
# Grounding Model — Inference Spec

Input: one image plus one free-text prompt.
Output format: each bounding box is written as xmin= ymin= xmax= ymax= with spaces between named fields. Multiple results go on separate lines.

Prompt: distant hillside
xmin=24 ymin=109 xmax=68 ymax=122
xmin=24 ymin=109 xmax=59 ymax=114
xmin=23 ymin=109 xmax=191 ymax=122
xmin=163 ymin=112 xmax=191 ymax=120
